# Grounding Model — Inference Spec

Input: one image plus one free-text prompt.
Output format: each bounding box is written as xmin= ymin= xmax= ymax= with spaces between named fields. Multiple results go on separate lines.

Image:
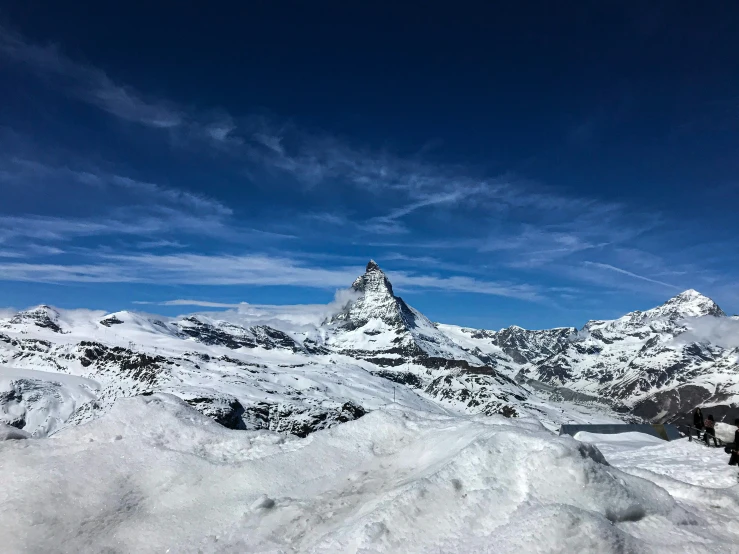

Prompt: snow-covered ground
xmin=575 ymin=431 xmax=739 ymax=550
xmin=1 ymin=265 xmax=738 ymax=551
xmin=0 ymin=301 xmax=630 ymax=439
xmin=0 ymin=365 xmax=100 ymax=436
xmin=1 ymin=394 xmax=737 ymax=553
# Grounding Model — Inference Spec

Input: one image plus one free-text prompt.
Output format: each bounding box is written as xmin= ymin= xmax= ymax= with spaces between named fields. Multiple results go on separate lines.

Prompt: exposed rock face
xmin=425 ymin=368 xmax=525 ymax=418
xmin=177 ymin=317 xmax=303 ymax=352
xmin=327 ymin=261 xmax=481 ymax=365
xmin=337 ymin=259 xmax=417 ymax=329
xmin=525 ymin=290 xmax=739 ymax=421
xmin=371 ymin=369 xmax=424 ymax=388
xmin=239 ymin=400 xmax=367 ymax=437
xmin=440 ymin=325 xmax=575 ymax=366
xmin=99 ymin=315 xmax=124 ymax=327
xmin=492 ymin=326 xmax=575 ymax=365
xmin=264 ymin=401 xmax=367 ymax=438
xmin=184 ymin=396 xmax=247 ymax=430
xmin=77 ymin=342 xmax=168 ymax=389
xmin=2 ymin=262 xmax=734 ymax=434
xmin=8 ymin=306 xmax=63 ymax=333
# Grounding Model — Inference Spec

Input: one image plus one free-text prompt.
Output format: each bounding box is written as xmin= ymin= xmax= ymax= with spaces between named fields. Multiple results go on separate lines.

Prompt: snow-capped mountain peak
xmin=649 ymin=289 xmax=725 ymax=320
xmin=351 ymin=259 xmax=395 ymax=296
xmin=8 ymin=305 xmax=64 ymax=333
xmin=325 ymin=261 xmax=485 ymax=366
xmin=582 ymin=289 xmax=725 ymax=336
xmin=335 ymin=260 xmax=412 ymax=329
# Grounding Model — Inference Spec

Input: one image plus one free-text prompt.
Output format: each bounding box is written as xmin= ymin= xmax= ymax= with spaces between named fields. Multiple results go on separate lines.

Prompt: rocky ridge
xmin=2 ymin=261 xmax=735 ymax=436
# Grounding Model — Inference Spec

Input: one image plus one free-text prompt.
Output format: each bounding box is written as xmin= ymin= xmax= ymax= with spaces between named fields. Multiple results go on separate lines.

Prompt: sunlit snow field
xmin=1 ymin=394 xmax=737 ymax=553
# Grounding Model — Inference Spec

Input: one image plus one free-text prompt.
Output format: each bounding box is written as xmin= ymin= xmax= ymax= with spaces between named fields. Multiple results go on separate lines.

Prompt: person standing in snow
xmin=704 ymin=414 xmax=717 ymax=446
xmin=693 ymin=407 xmax=704 ymax=431
xmin=728 ymin=419 xmax=739 ymax=466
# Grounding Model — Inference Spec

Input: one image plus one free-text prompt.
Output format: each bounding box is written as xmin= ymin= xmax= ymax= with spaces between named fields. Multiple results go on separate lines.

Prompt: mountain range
xmin=1 ymin=260 xmax=737 ymax=437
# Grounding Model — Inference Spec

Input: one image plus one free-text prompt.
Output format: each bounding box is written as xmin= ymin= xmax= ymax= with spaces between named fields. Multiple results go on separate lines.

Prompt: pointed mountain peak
xmin=673 ymin=289 xmax=703 ymax=300
xmin=328 ymin=259 xmax=417 ymax=330
xmin=366 ymin=259 xmax=381 ymax=272
xmin=352 ymin=260 xmax=394 ymax=296
xmin=654 ymin=289 xmax=725 ymax=319
xmin=16 ymin=305 xmax=62 ymax=319
xmin=26 ymin=304 xmax=58 ymax=314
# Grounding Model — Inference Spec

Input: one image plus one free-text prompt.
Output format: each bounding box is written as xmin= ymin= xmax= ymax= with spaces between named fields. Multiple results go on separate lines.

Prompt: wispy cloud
xmin=0 ymin=22 xmax=652 ymax=256
xmin=0 ymin=157 xmax=292 ymax=250
xmin=359 ymin=190 xmax=474 ymax=234
xmin=1 ymin=157 xmax=230 ymax=216
xmin=134 ymin=299 xmax=245 ymax=308
xmin=581 ymin=261 xmax=680 ymax=290
xmin=672 ymin=316 xmax=739 ymax=349
xmin=135 ymin=240 xmax=187 ymax=250
xmin=2 ymin=21 xmax=732 ymax=310
xmin=393 ymin=273 xmax=544 ymax=301
xmin=0 ymin=25 xmax=183 ymax=129
xmin=0 ymin=24 xmax=247 ymax=150
xmin=0 ymin=253 xmax=545 ymax=300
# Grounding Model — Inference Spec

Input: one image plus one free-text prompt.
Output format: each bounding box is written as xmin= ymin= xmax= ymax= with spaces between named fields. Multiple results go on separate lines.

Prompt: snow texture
xmin=2 ymin=262 xmax=739 ymax=552
xmin=1 ymin=394 xmax=737 ymax=553
xmin=0 ymin=262 xmax=635 ymax=439
xmin=0 ymin=262 xmax=737 ymax=440
xmin=525 ymin=289 xmax=739 ymax=423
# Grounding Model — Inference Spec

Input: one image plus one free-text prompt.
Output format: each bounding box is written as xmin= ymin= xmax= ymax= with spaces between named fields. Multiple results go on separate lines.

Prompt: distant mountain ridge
xmin=524 ymin=289 xmax=738 ymax=423
xmin=1 ymin=260 xmax=737 ymax=437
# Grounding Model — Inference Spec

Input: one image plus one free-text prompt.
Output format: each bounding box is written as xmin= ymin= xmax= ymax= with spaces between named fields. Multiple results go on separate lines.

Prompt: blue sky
xmin=0 ymin=2 xmax=738 ymax=329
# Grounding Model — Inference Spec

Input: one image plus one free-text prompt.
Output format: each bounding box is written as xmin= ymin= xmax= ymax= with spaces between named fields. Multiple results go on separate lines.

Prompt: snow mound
xmin=1 ymin=394 xmax=735 ymax=552
xmin=0 ymin=422 xmax=31 ymax=440
xmin=0 ymin=366 xmax=100 ymax=436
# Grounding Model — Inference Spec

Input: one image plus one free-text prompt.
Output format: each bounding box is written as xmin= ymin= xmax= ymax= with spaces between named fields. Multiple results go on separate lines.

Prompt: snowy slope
xmin=5 ymin=262 xmax=734 ymax=436
xmin=0 ymin=366 xmax=99 ymax=436
xmin=437 ymin=323 xmax=574 ymax=372
xmin=0 ymin=261 xmax=634 ymax=437
xmin=1 ymin=394 xmax=737 ymax=553
xmin=326 ymin=260 xmax=481 ymax=365
xmin=525 ymin=290 xmax=739 ymax=423
xmin=0 ymin=304 xmax=448 ymax=437
xmin=0 ymin=305 xmax=553 ymax=437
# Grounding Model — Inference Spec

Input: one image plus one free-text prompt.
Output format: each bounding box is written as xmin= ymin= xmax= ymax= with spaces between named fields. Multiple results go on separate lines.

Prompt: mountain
xmin=0 ymin=305 xmax=409 ymax=437
xmin=321 ymin=262 xmax=603 ymax=422
xmin=326 ymin=260 xmax=479 ymax=366
xmin=3 ymin=260 xmax=733 ymax=437
xmin=1 ymin=262 xmax=616 ymax=438
xmin=437 ymin=324 xmax=575 ymax=368
xmin=524 ymin=290 xmax=739 ymax=424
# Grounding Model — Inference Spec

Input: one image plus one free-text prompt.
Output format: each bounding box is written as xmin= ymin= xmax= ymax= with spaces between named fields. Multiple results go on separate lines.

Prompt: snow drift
xmin=1 ymin=394 xmax=737 ymax=553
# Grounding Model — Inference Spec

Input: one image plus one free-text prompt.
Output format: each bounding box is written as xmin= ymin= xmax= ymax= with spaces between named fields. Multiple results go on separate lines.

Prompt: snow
xmin=0 ymin=366 xmax=100 ymax=436
xmin=1 ymin=302 xmax=462 ymax=437
xmin=5 ymin=270 xmax=731 ymax=441
xmin=574 ymin=431 xmax=739 ymax=545
xmin=526 ymin=289 xmax=739 ymax=415
xmin=3 ymin=270 xmax=739 ymax=550
xmin=574 ymin=431 xmax=666 ymax=447
xmin=715 ymin=422 xmax=738 ymax=444
xmin=1 ymin=394 xmax=737 ymax=552
xmin=0 ymin=422 xmax=31 ymax=440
